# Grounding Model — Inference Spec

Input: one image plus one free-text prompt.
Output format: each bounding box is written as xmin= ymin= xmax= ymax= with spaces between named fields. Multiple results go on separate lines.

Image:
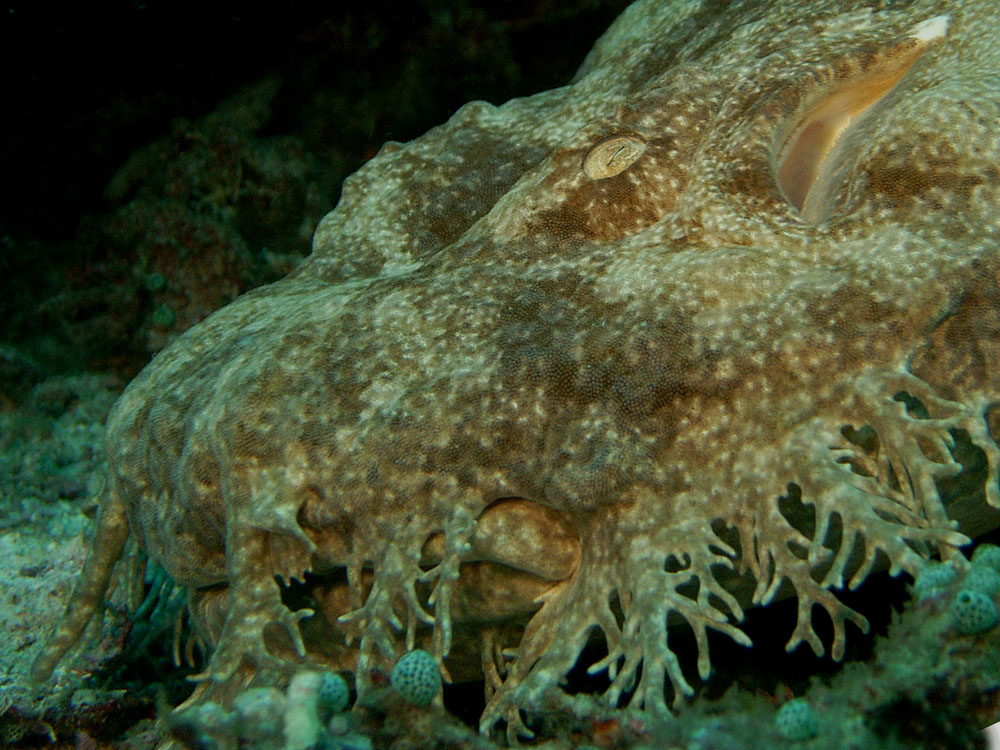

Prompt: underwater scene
xmin=2 ymin=1 xmax=1000 ymax=748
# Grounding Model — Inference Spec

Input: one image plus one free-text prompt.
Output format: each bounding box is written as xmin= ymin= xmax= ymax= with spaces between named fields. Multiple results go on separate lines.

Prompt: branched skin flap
xmin=34 ymin=0 xmax=1000 ymax=740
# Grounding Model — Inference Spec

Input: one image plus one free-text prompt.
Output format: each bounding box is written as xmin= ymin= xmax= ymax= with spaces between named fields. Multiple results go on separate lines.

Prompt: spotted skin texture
xmin=35 ymin=0 xmax=1000 ymax=739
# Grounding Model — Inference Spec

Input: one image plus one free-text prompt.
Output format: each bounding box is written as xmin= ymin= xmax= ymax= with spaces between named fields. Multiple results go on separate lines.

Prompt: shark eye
xmin=776 ymin=14 xmax=949 ymax=222
xmin=583 ymin=135 xmax=647 ymax=179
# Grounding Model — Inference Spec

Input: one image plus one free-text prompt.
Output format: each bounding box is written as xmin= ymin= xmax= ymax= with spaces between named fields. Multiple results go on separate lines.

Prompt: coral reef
xmin=162 ymin=669 xmax=368 ymax=750
xmin=13 ymin=0 xmax=1000 ymax=747
xmin=147 ymin=559 xmax=1000 ymax=748
xmin=23 ymin=79 xmax=327 ymax=377
xmin=2 ymin=2 xmax=630 ymax=381
xmin=0 ymin=375 xmax=148 ymax=746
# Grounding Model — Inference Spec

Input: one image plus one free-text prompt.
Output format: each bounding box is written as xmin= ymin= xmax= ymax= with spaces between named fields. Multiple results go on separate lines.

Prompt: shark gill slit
xmin=776 ymin=14 xmax=949 ymax=223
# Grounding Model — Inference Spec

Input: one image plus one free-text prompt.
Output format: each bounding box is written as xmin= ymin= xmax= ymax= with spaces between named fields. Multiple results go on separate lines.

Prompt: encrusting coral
xmin=774 ymin=698 xmax=818 ymax=742
xmin=31 ymin=0 xmax=1000 ymax=742
xmin=390 ymin=649 xmax=442 ymax=708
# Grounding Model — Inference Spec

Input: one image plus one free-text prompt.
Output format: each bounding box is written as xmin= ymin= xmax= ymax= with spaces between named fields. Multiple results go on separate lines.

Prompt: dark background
xmin=0 ymin=0 xmax=631 ymax=391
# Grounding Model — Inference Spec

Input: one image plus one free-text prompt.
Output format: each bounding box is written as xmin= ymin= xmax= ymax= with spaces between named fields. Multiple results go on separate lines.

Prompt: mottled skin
xmin=36 ymin=0 xmax=1000 ymax=739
